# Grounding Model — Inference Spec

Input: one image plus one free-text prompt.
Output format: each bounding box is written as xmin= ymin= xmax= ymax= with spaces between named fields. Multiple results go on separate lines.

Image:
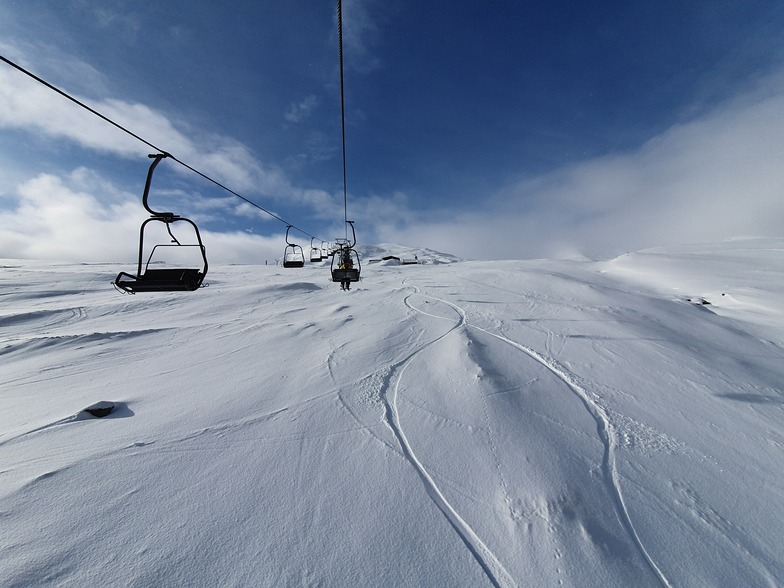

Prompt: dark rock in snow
xmin=84 ymin=401 xmax=115 ymax=418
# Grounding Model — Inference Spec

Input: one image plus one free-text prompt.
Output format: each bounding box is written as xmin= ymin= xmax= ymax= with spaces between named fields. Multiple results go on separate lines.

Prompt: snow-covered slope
xmin=358 ymin=242 xmax=462 ymax=264
xmin=2 ymin=239 xmax=783 ymax=587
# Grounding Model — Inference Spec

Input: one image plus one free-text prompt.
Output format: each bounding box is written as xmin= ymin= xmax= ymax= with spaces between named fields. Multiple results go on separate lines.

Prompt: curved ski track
xmin=376 ymin=286 xmax=516 ymax=588
xmin=386 ymin=280 xmax=672 ymax=588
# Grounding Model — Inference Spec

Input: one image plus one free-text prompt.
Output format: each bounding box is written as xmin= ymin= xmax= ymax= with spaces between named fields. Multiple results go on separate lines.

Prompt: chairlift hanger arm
xmin=142 ymin=153 xmax=176 ymax=218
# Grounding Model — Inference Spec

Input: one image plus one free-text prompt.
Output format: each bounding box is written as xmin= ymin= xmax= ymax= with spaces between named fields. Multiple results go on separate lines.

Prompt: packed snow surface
xmin=2 ymin=239 xmax=783 ymax=587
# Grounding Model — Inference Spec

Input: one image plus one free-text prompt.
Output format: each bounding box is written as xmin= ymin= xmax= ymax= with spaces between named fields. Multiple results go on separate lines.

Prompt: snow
xmin=2 ymin=239 xmax=783 ymax=587
xmin=359 ymin=243 xmax=462 ymax=265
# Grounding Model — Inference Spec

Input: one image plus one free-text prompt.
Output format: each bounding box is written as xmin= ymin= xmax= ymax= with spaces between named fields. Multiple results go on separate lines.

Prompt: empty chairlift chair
xmin=310 ymin=237 xmax=323 ymax=263
xmin=283 ymin=226 xmax=305 ymax=268
xmin=113 ymin=154 xmax=208 ymax=294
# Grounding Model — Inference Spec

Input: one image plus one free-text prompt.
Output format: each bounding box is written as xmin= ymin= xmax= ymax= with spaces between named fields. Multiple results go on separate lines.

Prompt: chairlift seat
xmin=331 ymin=268 xmax=360 ymax=283
xmin=114 ymin=268 xmax=205 ymax=293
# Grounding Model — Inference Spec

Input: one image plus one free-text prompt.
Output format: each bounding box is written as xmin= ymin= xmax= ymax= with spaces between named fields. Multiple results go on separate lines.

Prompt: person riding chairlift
xmin=339 ymin=249 xmax=354 ymax=290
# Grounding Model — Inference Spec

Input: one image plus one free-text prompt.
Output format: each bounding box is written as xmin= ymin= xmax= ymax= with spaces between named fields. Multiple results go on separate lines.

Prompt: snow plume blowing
xmin=2 ymin=239 xmax=783 ymax=586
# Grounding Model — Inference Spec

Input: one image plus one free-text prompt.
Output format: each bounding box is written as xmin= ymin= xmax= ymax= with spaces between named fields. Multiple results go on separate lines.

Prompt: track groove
xmin=376 ymin=283 xmax=516 ymax=588
xmin=412 ymin=287 xmax=672 ymax=588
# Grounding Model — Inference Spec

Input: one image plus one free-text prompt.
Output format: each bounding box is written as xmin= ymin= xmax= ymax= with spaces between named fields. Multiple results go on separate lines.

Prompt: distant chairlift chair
xmin=310 ymin=237 xmax=323 ymax=263
xmin=283 ymin=226 xmax=305 ymax=268
xmin=113 ymin=154 xmax=208 ymax=293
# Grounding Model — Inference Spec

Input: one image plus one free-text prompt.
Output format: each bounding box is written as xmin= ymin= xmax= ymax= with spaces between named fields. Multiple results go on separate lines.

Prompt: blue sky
xmin=2 ymin=1 xmax=784 ymax=262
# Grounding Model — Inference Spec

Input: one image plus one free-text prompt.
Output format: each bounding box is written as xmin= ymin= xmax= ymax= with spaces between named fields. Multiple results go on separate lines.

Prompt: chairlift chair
xmin=113 ymin=154 xmax=208 ymax=293
xmin=310 ymin=237 xmax=323 ymax=263
xmin=283 ymin=226 xmax=305 ymax=268
xmin=330 ymin=221 xmax=361 ymax=287
xmin=331 ymin=246 xmax=361 ymax=284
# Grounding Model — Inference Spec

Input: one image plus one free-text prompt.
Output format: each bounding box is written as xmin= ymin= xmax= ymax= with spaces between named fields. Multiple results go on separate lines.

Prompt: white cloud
xmin=0 ymin=167 xmax=292 ymax=265
xmin=337 ymin=0 xmax=383 ymax=73
xmin=0 ymin=169 xmax=140 ymax=261
xmin=284 ymin=95 xmax=319 ymax=123
xmin=4 ymin=40 xmax=783 ymax=264
xmin=200 ymin=230 xmax=290 ymax=266
xmin=232 ymin=201 xmax=279 ymax=222
xmin=0 ymin=66 xmax=150 ymax=158
xmin=0 ymin=45 xmax=350 ymax=248
xmin=379 ymin=71 xmax=784 ymax=260
xmin=349 ymin=191 xmax=412 ymax=229
xmin=0 ymin=50 xmax=297 ymax=206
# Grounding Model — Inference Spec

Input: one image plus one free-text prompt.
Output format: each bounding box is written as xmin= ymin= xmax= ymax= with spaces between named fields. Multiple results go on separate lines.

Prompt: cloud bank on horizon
xmin=387 ymin=72 xmax=784 ymax=260
xmin=1 ymin=2 xmax=783 ymax=263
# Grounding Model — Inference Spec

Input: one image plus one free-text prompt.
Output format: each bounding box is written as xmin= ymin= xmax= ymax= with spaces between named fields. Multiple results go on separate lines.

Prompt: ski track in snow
xmin=373 ymin=283 xmax=517 ymax=588
xmin=327 ymin=273 xmax=515 ymax=586
xmin=394 ymin=279 xmax=672 ymax=588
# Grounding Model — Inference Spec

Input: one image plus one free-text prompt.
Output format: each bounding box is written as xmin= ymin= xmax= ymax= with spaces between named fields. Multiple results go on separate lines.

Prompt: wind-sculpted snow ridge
xmin=1 ymin=241 xmax=783 ymax=586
